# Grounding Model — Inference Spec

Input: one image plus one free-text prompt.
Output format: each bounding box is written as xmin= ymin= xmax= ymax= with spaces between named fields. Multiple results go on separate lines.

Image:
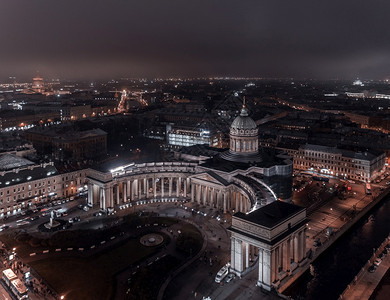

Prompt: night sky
xmin=1 ymin=0 xmax=390 ymax=80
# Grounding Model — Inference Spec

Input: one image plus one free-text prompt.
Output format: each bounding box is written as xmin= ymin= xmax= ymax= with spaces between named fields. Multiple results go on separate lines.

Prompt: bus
xmin=2 ymin=269 xmax=28 ymax=299
xmin=215 ymin=264 xmax=229 ymax=283
xmin=312 ymin=176 xmax=329 ymax=182
xmin=365 ymin=183 xmax=372 ymax=195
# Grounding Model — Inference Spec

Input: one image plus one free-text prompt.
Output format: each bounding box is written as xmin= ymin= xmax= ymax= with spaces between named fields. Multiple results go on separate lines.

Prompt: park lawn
xmin=29 ymin=238 xmax=158 ymax=300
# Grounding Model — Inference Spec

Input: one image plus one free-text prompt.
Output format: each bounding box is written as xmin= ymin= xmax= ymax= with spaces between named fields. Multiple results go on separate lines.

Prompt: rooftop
xmin=234 ymin=201 xmax=305 ymax=228
xmin=201 ymin=148 xmax=290 ymax=173
xmin=0 ymin=154 xmax=34 ymax=171
xmin=0 ymin=163 xmax=58 ymax=189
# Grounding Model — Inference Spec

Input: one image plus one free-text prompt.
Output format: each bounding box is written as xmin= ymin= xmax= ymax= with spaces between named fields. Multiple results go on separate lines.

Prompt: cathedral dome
xmin=220 ymin=98 xmax=262 ymax=163
xmin=230 ymin=107 xmax=257 ymax=131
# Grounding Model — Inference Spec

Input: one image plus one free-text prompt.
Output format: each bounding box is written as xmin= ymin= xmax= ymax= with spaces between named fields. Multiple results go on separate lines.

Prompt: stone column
xmin=223 ymin=192 xmax=227 ymax=213
xmin=298 ymin=231 xmax=303 ymax=261
xmin=240 ymin=194 xmax=243 ymax=212
xmin=245 ymin=242 xmax=249 ymax=269
xmin=116 ymin=185 xmax=120 ymax=204
xmin=126 ymin=180 xmax=130 ymax=200
xmin=123 ymin=182 xmax=127 ymax=202
xmin=196 ymin=185 xmax=201 ymax=203
xmin=88 ymin=182 xmax=93 ymax=206
xmin=176 ymin=177 xmax=181 ymax=197
xmin=258 ymin=248 xmax=263 ymax=285
xmin=210 ymin=188 xmax=214 ymax=207
xmin=100 ymin=187 xmax=105 ymax=210
xmin=263 ymin=250 xmax=271 ymax=290
xmin=146 ymin=178 xmax=150 ymax=199
xmin=138 ymin=179 xmax=142 ymax=199
xmin=271 ymin=249 xmax=276 ymax=283
xmin=231 ymin=237 xmax=236 ymax=271
xmin=293 ymin=234 xmax=299 ymax=263
xmin=191 ymin=184 xmax=195 ymax=202
xmin=169 ymin=177 xmax=172 ymax=197
xmin=104 ymin=188 xmax=110 ymax=210
xmin=286 ymin=239 xmax=291 ymax=271
xmin=153 ymin=178 xmax=157 ymax=198
xmin=132 ymin=180 xmax=136 ymax=200
xmin=235 ymin=239 xmax=243 ymax=273
xmin=161 ymin=178 xmax=164 ymax=197
xmin=184 ymin=178 xmax=187 ymax=197
xmin=235 ymin=193 xmax=240 ymax=212
xmin=108 ymin=186 xmax=114 ymax=207
xmin=202 ymin=186 xmax=207 ymax=205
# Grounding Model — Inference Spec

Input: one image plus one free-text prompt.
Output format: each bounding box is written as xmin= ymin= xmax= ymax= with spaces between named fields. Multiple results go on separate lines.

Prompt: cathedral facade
xmin=86 ymin=102 xmax=293 ymax=214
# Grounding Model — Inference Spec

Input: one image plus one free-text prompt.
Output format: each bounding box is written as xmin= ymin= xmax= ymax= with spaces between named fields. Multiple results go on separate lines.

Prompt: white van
xmin=215 ymin=264 xmax=229 ymax=283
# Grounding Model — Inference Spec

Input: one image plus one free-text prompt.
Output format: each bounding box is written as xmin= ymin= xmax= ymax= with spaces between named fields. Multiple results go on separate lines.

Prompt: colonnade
xmin=190 ymin=183 xmax=251 ymax=213
xmin=88 ymin=175 xmax=190 ymax=210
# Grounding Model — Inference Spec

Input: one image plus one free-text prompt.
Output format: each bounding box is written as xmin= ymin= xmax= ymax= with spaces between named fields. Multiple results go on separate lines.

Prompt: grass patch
xmin=0 ymin=214 xmax=176 ymax=258
xmin=127 ymin=255 xmax=181 ymax=300
xmin=30 ymin=237 xmax=159 ymax=300
xmin=176 ymin=223 xmax=203 ymax=257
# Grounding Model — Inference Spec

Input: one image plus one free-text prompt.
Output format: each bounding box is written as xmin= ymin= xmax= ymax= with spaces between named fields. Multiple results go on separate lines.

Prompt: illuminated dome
xmin=220 ymin=98 xmax=262 ymax=163
xmin=230 ymin=107 xmax=257 ymax=131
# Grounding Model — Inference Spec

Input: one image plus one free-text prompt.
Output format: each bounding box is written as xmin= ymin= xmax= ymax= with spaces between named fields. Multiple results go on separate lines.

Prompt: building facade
xmin=0 ymin=154 xmax=87 ymax=217
xmin=25 ymin=127 xmax=107 ymax=161
xmin=294 ymin=144 xmax=386 ymax=182
xmin=86 ymin=102 xmax=293 ymax=213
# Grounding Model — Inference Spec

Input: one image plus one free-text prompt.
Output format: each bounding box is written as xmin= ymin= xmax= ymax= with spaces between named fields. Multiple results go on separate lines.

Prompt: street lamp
xmin=60 ymin=296 xmax=65 ymax=300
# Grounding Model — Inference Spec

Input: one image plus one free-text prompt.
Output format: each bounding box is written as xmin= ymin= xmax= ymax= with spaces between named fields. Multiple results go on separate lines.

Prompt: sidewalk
xmin=341 ymin=237 xmax=390 ymax=300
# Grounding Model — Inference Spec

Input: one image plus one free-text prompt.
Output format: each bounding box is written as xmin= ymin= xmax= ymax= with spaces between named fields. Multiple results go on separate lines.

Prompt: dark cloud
xmin=1 ymin=0 xmax=390 ymax=80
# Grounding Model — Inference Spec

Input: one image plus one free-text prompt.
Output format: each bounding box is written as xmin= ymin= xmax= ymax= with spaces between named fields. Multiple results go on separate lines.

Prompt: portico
xmin=228 ymin=201 xmax=307 ymax=291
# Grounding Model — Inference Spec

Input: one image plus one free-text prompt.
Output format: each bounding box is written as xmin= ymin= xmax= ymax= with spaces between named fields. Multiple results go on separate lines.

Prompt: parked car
xmin=225 ymin=273 xmax=235 ymax=283
xmin=368 ymin=265 xmax=376 ymax=273
xmin=374 ymin=258 xmax=382 ymax=267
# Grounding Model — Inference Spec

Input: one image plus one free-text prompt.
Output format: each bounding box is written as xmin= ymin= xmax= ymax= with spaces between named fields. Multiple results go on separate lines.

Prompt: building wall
xmin=0 ymin=167 xmax=87 ymax=217
xmin=293 ymin=147 xmax=385 ymax=182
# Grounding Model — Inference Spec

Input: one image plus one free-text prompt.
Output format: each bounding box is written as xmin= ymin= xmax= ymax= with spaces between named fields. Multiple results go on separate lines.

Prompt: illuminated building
xmin=86 ymin=100 xmax=293 ymax=212
xmin=294 ymin=144 xmax=385 ymax=182
xmin=167 ymin=124 xmax=224 ymax=149
xmin=0 ymin=154 xmax=86 ymax=217
xmin=32 ymin=76 xmax=45 ymax=93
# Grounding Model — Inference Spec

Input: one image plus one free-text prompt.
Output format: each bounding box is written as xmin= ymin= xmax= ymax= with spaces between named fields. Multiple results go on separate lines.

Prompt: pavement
xmin=340 ymin=238 xmax=390 ymax=300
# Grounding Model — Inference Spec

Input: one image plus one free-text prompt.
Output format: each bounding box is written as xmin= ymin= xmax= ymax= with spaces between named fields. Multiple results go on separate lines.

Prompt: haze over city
xmin=1 ymin=0 xmax=390 ymax=80
xmin=0 ymin=2 xmax=390 ymax=300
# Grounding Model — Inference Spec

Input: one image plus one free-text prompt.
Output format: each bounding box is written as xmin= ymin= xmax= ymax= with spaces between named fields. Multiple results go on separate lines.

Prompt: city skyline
xmin=1 ymin=1 xmax=390 ymax=80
